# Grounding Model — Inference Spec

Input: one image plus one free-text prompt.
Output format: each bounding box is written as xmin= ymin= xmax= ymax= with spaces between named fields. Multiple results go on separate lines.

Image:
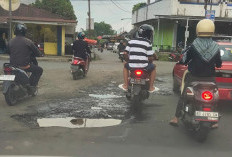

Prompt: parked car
xmin=173 ymin=42 xmax=232 ymax=101
xmin=113 ymin=42 xmax=119 ymax=53
xmin=107 ymin=43 xmax=114 ymax=50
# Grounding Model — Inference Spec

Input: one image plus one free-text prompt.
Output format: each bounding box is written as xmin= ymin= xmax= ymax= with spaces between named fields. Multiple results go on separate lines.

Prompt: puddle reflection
xmin=37 ymin=118 xmax=122 ymax=128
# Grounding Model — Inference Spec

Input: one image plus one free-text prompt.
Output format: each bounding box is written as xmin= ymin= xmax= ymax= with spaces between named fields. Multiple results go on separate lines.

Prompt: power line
xmin=110 ymin=0 xmax=131 ymax=13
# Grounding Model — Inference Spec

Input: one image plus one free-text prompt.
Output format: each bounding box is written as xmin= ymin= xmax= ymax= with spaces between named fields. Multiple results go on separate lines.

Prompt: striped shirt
xmin=125 ymin=37 xmax=154 ymax=68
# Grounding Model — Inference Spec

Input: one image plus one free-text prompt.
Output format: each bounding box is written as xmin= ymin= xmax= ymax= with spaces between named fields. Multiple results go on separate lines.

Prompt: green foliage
xmin=94 ymin=22 xmax=116 ymax=36
xmin=132 ymin=2 xmax=146 ymax=13
xmin=33 ymin=0 xmax=77 ymax=20
xmin=84 ymin=21 xmax=116 ymax=39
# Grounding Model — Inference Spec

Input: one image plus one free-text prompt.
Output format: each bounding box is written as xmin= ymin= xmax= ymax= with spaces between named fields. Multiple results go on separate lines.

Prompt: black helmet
xmin=138 ymin=24 xmax=154 ymax=41
xmin=77 ymin=32 xmax=85 ymax=40
xmin=14 ymin=23 xmax=27 ymax=36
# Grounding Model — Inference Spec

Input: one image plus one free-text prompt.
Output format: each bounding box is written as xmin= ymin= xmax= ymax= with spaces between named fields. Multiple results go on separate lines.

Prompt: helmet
xmin=77 ymin=32 xmax=85 ymax=40
xmin=138 ymin=24 xmax=154 ymax=41
xmin=14 ymin=23 xmax=27 ymax=36
xmin=120 ymin=40 xmax=123 ymax=44
xmin=196 ymin=19 xmax=215 ymax=37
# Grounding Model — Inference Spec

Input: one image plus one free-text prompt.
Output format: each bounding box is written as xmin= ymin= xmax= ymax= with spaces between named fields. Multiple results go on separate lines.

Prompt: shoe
xmin=148 ymin=87 xmax=159 ymax=93
xmin=118 ymin=84 xmax=128 ymax=91
xmin=211 ymin=123 xmax=218 ymax=129
xmin=169 ymin=118 xmax=179 ymax=127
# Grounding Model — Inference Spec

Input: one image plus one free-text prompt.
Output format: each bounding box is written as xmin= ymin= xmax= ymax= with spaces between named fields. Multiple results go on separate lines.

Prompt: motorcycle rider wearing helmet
xmin=117 ymin=40 xmax=126 ymax=53
xmin=6 ymin=23 xmax=43 ymax=91
xmin=72 ymin=32 xmax=91 ymax=60
xmin=169 ymin=19 xmax=222 ymax=127
xmin=119 ymin=24 xmax=158 ymax=92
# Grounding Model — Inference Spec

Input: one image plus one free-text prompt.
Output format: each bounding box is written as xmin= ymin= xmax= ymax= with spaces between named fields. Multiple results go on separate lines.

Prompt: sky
xmin=70 ymin=0 xmax=149 ymax=33
xmin=21 ymin=0 xmax=156 ymax=33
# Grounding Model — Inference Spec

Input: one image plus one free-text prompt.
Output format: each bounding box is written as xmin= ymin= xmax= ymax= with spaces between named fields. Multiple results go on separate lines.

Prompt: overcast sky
xmin=21 ymin=0 xmax=156 ymax=33
xmin=70 ymin=0 xmax=149 ymax=33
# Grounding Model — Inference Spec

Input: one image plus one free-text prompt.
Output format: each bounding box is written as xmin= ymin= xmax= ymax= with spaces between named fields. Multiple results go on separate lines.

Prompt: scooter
xmin=126 ymin=69 xmax=150 ymax=106
xmin=70 ymin=55 xmax=90 ymax=80
xmin=0 ymin=63 xmax=37 ymax=106
xmin=180 ymin=81 xmax=220 ymax=142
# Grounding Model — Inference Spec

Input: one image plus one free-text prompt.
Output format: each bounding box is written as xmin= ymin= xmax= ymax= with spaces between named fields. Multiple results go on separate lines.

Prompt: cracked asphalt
xmin=0 ymin=50 xmax=232 ymax=157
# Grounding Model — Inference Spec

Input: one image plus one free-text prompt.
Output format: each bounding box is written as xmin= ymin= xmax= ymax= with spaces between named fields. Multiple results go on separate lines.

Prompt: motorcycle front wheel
xmin=5 ymin=84 xmax=17 ymax=106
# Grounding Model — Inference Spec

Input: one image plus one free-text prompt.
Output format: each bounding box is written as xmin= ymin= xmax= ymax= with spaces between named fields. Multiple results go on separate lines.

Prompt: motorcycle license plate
xmin=130 ymin=78 xmax=145 ymax=85
xmin=120 ymin=52 xmax=124 ymax=55
xmin=195 ymin=111 xmax=219 ymax=118
xmin=0 ymin=75 xmax=15 ymax=81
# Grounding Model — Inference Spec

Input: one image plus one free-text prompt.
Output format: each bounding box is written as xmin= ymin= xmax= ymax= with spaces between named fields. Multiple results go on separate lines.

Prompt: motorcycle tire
xmin=195 ymin=122 xmax=210 ymax=142
xmin=72 ymin=74 xmax=78 ymax=80
xmin=4 ymin=84 xmax=17 ymax=106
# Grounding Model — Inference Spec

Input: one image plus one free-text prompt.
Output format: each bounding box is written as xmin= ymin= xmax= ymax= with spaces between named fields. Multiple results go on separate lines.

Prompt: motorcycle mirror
xmin=220 ymin=50 xmax=225 ymax=56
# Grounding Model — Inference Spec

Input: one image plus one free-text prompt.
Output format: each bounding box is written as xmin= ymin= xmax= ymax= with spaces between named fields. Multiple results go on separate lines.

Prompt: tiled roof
xmin=0 ymin=4 xmax=77 ymax=24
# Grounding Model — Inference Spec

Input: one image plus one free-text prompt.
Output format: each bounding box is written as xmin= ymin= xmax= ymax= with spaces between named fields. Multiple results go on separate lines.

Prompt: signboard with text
xmin=205 ymin=10 xmax=215 ymax=21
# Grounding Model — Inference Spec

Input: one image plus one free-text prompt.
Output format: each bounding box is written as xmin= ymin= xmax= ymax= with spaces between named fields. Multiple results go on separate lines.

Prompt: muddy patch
xmin=11 ymin=76 xmax=173 ymax=128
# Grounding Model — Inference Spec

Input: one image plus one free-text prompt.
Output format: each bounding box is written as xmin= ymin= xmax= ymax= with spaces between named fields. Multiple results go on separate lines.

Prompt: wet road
xmin=0 ymin=51 xmax=232 ymax=156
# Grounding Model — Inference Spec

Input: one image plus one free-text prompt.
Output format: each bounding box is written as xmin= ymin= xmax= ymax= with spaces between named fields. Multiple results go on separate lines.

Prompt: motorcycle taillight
xmin=202 ymin=91 xmax=213 ymax=101
xmin=135 ymin=70 xmax=143 ymax=77
xmin=4 ymin=67 xmax=12 ymax=74
xmin=73 ymin=60 xmax=79 ymax=65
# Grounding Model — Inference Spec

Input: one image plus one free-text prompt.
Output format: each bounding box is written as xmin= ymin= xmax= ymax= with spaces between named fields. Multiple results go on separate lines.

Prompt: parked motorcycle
xmin=0 ymin=63 xmax=37 ymax=106
xmin=126 ymin=69 xmax=150 ymax=106
xmin=70 ymin=55 xmax=90 ymax=80
xmin=169 ymin=42 xmax=184 ymax=62
xmin=180 ymin=81 xmax=219 ymax=142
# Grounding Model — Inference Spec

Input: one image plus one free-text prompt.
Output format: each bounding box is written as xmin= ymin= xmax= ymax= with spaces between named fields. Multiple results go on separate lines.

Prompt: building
xmin=132 ymin=0 xmax=232 ymax=51
xmin=0 ymin=3 xmax=77 ymax=55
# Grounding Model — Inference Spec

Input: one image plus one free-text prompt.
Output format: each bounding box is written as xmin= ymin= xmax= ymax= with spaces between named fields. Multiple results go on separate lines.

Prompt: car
xmin=113 ymin=42 xmax=119 ymax=53
xmin=106 ymin=43 xmax=114 ymax=50
xmin=173 ymin=42 xmax=232 ymax=101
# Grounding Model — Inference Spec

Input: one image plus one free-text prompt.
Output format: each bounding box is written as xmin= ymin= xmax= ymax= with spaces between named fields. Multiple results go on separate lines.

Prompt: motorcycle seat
xmin=191 ymin=81 xmax=217 ymax=90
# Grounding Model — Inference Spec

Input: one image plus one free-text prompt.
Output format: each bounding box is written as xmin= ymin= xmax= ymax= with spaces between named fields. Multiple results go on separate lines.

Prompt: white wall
xmin=132 ymin=0 xmax=232 ymax=24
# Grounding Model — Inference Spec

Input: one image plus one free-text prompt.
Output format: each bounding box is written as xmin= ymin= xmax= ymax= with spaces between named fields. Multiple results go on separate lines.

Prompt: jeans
xmin=25 ymin=64 xmax=43 ymax=86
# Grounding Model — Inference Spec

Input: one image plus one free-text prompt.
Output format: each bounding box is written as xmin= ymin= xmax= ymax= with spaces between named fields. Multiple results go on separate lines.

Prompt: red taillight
xmin=203 ymin=108 xmax=211 ymax=111
xmin=135 ymin=70 xmax=143 ymax=77
xmin=202 ymin=91 xmax=213 ymax=101
xmin=73 ymin=60 xmax=78 ymax=65
xmin=4 ymin=67 xmax=12 ymax=74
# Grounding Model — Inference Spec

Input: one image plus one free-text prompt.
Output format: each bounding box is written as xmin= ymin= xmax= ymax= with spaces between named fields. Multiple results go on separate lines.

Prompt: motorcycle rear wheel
xmin=5 ymin=84 xmax=17 ymax=106
xmin=195 ymin=122 xmax=210 ymax=142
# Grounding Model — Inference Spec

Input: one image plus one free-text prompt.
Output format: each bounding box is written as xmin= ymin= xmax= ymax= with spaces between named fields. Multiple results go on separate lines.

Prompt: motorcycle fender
xmin=2 ymin=81 xmax=14 ymax=94
xmin=132 ymin=84 xmax=141 ymax=95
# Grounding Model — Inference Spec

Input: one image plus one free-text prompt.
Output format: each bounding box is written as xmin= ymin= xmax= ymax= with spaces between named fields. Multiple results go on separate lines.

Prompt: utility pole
xmin=88 ymin=0 xmax=91 ymax=38
xmin=147 ymin=0 xmax=150 ymax=4
xmin=9 ymin=0 xmax=12 ymax=40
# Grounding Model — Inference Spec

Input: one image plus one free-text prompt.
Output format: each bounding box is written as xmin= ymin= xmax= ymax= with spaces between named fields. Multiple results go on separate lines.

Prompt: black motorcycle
xmin=126 ymin=69 xmax=150 ymax=106
xmin=180 ymin=81 xmax=219 ymax=142
xmin=0 ymin=63 xmax=37 ymax=106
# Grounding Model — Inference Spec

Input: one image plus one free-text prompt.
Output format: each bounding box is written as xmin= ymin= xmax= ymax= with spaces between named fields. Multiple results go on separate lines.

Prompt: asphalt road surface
xmin=0 ymin=50 xmax=231 ymax=157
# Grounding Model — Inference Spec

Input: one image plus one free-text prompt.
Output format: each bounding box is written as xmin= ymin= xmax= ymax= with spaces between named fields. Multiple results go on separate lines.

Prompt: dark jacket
xmin=6 ymin=36 xmax=42 ymax=67
xmin=72 ymin=40 xmax=91 ymax=59
xmin=182 ymin=38 xmax=222 ymax=77
xmin=117 ymin=43 xmax=126 ymax=52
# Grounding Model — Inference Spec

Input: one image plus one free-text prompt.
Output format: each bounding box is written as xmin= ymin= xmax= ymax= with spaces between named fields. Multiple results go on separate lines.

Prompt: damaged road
xmin=0 ymin=51 xmax=232 ymax=156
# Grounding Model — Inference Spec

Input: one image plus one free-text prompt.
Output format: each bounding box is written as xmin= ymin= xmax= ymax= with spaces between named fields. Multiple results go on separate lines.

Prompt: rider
xmin=117 ymin=40 xmax=126 ymax=53
xmin=6 ymin=23 xmax=43 ymax=91
xmin=169 ymin=19 xmax=222 ymax=127
xmin=72 ymin=32 xmax=91 ymax=60
xmin=119 ymin=24 xmax=158 ymax=93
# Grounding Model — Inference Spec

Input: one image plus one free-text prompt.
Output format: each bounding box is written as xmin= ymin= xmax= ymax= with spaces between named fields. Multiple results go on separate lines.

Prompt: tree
xmin=33 ymin=0 xmax=77 ymax=20
xmin=132 ymin=2 xmax=146 ymax=14
xmin=94 ymin=22 xmax=116 ymax=36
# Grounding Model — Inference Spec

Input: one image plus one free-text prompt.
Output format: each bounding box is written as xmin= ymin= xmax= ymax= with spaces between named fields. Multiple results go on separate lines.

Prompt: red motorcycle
xmin=70 ymin=55 xmax=90 ymax=80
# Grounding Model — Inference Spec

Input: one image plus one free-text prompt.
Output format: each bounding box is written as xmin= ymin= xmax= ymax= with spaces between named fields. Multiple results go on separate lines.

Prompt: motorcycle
xmin=126 ymin=69 xmax=150 ymax=106
xmin=180 ymin=81 xmax=219 ymax=142
xmin=119 ymin=51 xmax=124 ymax=62
xmin=0 ymin=63 xmax=37 ymax=106
xmin=169 ymin=42 xmax=184 ymax=62
xmin=70 ymin=55 xmax=90 ymax=80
